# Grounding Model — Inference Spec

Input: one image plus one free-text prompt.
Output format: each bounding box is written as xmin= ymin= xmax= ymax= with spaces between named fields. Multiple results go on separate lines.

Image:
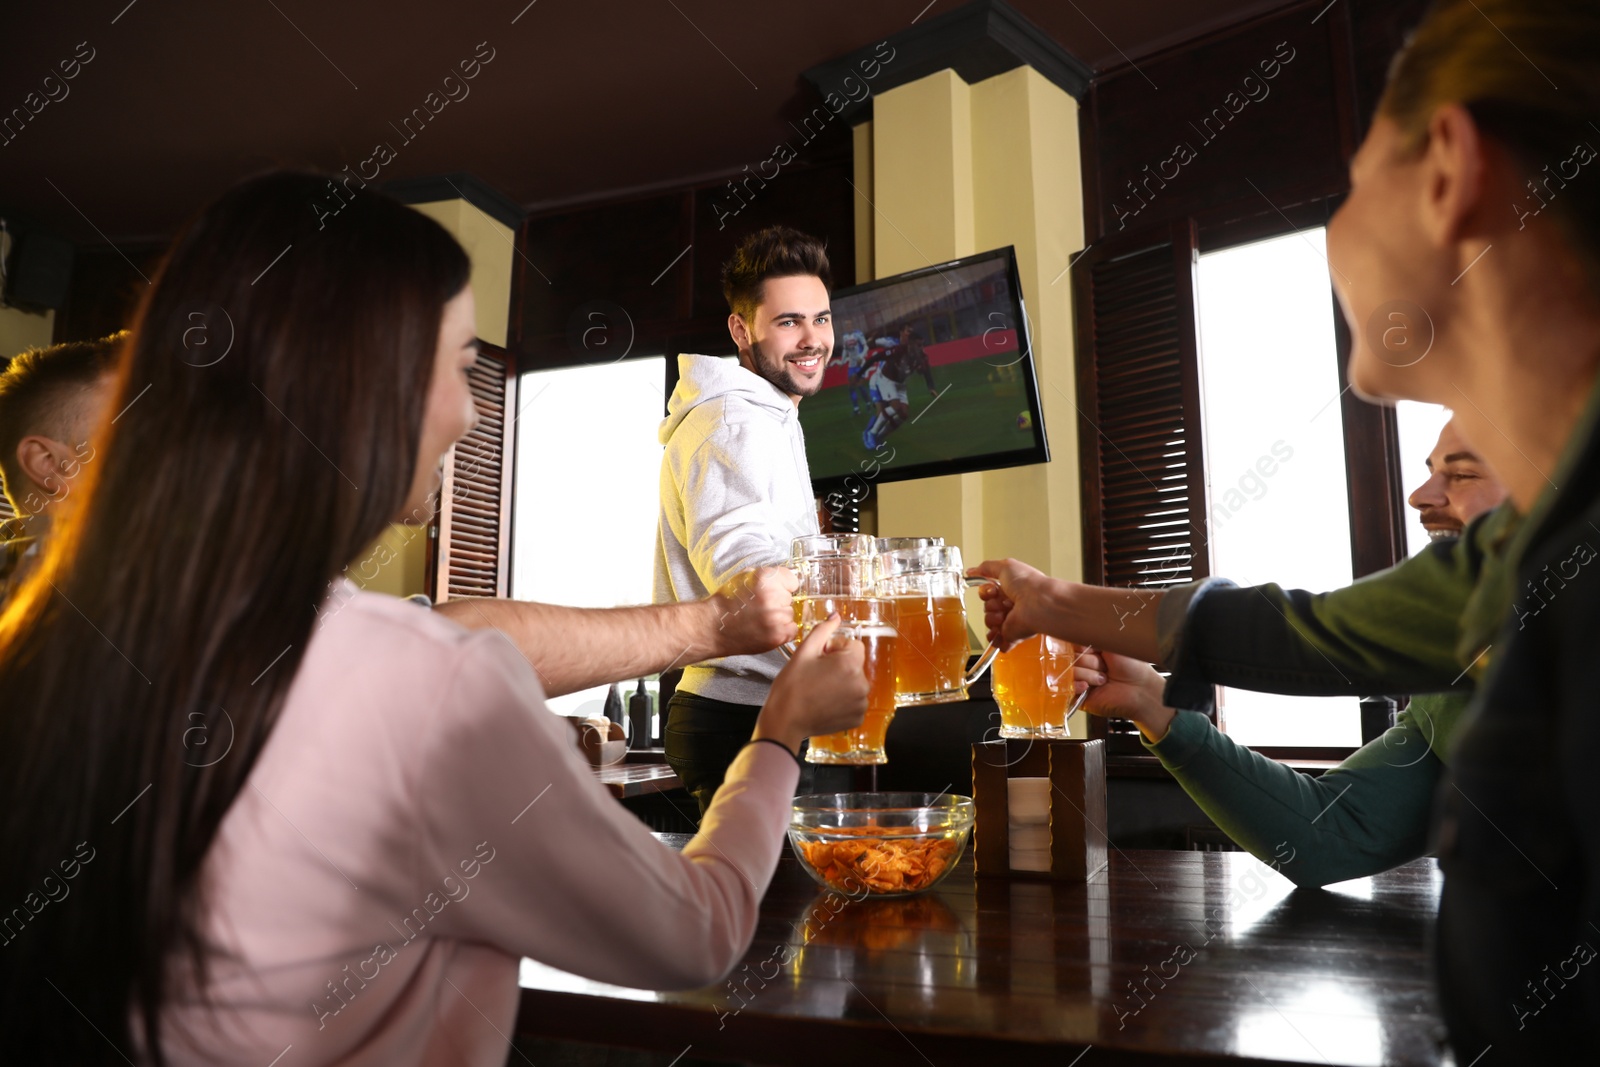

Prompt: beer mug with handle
xmin=783 ymin=535 xmax=881 ymax=657
xmin=993 ymin=635 xmax=1091 ymax=738
xmin=793 ymin=533 xmax=878 ymax=561
xmin=796 ymin=596 xmax=899 ymax=764
xmin=875 ymin=536 xmax=944 ymax=554
xmin=875 ymin=545 xmax=999 ymax=706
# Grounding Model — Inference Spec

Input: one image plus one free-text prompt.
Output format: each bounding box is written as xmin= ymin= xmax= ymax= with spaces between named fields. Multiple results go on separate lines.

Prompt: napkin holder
xmin=971 ymin=738 xmax=1108 ymax=880
xmin=568 ymin=717 xmax=627 ymax=767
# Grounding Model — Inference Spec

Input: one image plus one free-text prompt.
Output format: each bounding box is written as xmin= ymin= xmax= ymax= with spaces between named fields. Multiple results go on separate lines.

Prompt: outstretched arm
xmin=969 ymin=557 xmax=1164 ymax=661
xmin=973 ymin=508 xmax=1505 ymax=706
xmin=422 ymin=616 xmax=869 ymax=991
xmin=433 ymin=567 xmax=797 ymax=697
xmin=1080 ymin=651 xmax=1452 ymax=888
xmin=1145 ymin=697 xmax=1450 ymax=888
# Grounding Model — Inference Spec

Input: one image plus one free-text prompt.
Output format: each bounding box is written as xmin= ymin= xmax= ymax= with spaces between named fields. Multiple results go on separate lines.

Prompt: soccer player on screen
xmin=833 ymin=330 xmax=870 ymax=415
xmin=900 ymin=325 xmax=935 ymax=394
xmin=861 ymin=335 xmax=915 ymax=450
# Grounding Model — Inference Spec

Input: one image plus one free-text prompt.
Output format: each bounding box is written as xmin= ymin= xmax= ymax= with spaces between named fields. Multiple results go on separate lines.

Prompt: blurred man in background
xmin=0 ymin=333 xmax=123 ymax=600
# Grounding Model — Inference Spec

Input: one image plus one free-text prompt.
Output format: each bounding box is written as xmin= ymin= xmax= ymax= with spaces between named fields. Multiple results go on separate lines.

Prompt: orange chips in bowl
xmin=789 ymin=793 xmax=975 ymax=897
xmin=796 ymin=831 xmax=961 ymax=894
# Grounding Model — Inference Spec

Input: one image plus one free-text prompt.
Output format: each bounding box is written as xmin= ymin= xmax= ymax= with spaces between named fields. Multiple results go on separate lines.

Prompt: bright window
xmin=511 ymin=357 xmax=667 ymax=717
xmin=1195 ymin=228 xmax=1359 ymax=748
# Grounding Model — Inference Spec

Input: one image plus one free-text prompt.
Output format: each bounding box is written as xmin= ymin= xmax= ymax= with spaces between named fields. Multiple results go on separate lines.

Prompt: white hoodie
xmin=655 ymin=354 xmax=819 ymax=705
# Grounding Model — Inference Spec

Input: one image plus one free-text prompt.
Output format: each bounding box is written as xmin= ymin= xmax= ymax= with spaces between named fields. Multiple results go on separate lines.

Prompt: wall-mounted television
xmin=803 ymin=245 xmax=1048 ymax=492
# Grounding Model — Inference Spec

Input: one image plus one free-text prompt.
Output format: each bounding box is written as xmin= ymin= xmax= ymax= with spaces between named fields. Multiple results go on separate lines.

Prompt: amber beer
xmin=993 ymin=635 xmax=1081 ymax=738
xmin=793 ymin=595 xmax=876 ymax=628
xmin=796 ymin=597 xmax=898 ymax=765
xmin=806 ymin=621 xmax=898 ymax=764
xmin=874 ymin=545 xmax=999 ymax=706
xmin=886 ymin=595 xmax=971 ymax=703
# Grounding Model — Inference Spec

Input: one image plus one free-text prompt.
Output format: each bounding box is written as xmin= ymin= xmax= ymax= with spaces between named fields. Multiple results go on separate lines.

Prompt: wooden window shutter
xmin=1073 ymin=221 xmax=1211 ymax=739
xmin=1073 ymin=220 xmax=1210 ymax=592
xmin=429 ymin=339 xmax=518 ymax=602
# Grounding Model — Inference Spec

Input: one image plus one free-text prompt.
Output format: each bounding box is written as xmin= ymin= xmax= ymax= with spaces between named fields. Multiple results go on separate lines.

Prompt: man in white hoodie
xmin=656 ymin=226 xmax=835 ymax=815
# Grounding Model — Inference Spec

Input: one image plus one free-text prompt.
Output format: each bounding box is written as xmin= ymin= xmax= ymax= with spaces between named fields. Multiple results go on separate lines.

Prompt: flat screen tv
xmin=802 ymin=246 xmax=1048 ymax=493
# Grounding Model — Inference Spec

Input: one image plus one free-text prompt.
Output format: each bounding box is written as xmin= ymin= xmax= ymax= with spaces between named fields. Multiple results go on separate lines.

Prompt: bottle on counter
xmin=603 ymin=682 xmax=625 ymax=735
xmin=628 ymin=679 xmax=653 ymax=751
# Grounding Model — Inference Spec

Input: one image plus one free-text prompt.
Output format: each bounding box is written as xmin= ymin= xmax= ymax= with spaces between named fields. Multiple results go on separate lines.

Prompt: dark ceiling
xmin=1 ymin=0 xmax=1295 ymax=244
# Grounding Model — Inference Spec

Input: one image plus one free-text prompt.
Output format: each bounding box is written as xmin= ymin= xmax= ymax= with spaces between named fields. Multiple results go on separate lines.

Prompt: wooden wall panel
xmin=514 ymin=191 xmax=693 ymax=369
xmin=51 ymin=242 xmax=164 ymax=344
xmin=512 ymin=151 xmax=856 ymax=370
xmin=1080 ymin=0 xmax=1431 ymax=248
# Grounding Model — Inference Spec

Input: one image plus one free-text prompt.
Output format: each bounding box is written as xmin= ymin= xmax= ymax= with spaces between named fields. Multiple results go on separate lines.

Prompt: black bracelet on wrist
xmin=747 ymin=737 xmax=802 ymax=767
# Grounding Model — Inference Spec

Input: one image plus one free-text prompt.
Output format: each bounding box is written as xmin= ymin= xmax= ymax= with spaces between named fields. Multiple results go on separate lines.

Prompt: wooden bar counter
xmin=594 ymin=762 xmax=682 ymax=800
xmin=517 ymin=836 xmax=1448 ymax=1066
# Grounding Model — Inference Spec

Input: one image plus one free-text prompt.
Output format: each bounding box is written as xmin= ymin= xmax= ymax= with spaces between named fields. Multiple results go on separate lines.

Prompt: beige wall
xmin=410 ymin=198 xmax=515 ymax=348
xmin=862 ymin=66 xmax=1085 ymax=582
xmin=0 ymin=304 xmax=53 ymax=361
xmin=348 ymin=197 xmax=515 ymax=597
xmin=862 ymin=68 xmax=1087 ymax=732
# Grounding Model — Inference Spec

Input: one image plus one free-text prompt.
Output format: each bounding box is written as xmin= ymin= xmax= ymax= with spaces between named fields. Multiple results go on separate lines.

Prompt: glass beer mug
xmin=874 ymin=536 xmax=944 ymax=554
xmin=793 ymin=534 xmax=878 ymax=558
xmin=784 ymin=535 xmax=882 ymax=656
xmin=794 ymin=596 xmax=899 ymax=764
xmin=875 ymin=545 xmax=999 ymax=706
xmin=992 ymin=635 xmax=1090 ymax=738
xmin=789 ymin=535 xmax=880 ymax=625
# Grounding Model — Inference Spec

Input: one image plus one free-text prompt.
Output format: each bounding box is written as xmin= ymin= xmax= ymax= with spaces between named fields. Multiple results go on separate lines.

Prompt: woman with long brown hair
xmin=0 ymin=172 xmax=868 ymax=1065
xmin=977 ymin=0 xmax=1600 ymax=1057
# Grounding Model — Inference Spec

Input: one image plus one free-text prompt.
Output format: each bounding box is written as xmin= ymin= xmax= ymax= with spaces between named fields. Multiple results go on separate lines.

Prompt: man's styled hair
xmin=0 ymin=332 xmax=125 ymax=507
xmin=720 ymin=226 xmax=832 ymax=320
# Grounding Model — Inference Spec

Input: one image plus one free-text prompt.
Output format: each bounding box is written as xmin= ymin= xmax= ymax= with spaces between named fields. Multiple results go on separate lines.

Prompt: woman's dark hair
xmin=720 ymin=225 xmax=832 ymax=320
xmin=0 ymin=172 xmax=470 ymax=1062
xmin=1381 ymin=0 xmax=1600 ymax=279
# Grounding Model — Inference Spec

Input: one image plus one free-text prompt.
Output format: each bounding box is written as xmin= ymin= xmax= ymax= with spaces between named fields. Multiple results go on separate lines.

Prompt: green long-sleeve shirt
xmin=1144 ymin=693 xmax=1467 ymax=888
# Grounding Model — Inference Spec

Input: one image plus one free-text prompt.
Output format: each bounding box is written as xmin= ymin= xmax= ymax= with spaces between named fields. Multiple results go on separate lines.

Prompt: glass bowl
xmin=788 ymin=792 xmax=975 ymax=897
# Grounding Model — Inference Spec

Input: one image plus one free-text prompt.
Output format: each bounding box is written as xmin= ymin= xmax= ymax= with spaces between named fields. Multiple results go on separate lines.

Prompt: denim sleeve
xmin=1153 ymin=522 xmax=1499 ymax=710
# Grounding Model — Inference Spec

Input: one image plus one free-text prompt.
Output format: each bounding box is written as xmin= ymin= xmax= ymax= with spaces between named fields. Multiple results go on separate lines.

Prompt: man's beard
xmin=747 ymin=337 xmax=828 ymax=399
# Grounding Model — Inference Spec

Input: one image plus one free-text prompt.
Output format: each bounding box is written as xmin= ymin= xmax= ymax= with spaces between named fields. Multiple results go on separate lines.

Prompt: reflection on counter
xmin=975 ymin=874 xmax=1108 ymax=1040
xmin=787 ymin=889 xmax=973 ymax=990
xmin=1234 ymin=978 xmax=1384 ymax=1064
